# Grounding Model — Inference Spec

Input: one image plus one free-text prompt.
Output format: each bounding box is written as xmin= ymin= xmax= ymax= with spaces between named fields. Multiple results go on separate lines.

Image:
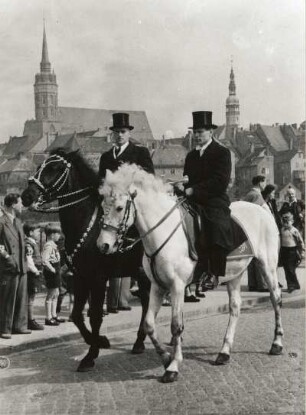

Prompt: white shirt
xmin=196 ymin=138 xmax=212 ymax=157
xmin=113 ymin=141 xmax=129 ymax=159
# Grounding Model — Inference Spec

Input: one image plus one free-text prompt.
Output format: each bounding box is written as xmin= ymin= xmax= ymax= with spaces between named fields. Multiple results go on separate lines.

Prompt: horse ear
xmin=129 ymin=184 xmax=137 ymax=199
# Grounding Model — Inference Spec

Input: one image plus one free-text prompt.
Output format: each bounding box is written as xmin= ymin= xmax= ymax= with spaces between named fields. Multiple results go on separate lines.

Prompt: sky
xmin=0 ymin=0 xmax=304 ymax=142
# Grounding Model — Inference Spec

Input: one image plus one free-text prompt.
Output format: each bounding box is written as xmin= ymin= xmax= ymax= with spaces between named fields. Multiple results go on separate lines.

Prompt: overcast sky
xmin=0 ymin=0 xmax=304 ymax=142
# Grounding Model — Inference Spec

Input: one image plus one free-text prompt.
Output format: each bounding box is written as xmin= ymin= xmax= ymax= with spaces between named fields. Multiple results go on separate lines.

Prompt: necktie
xmin=115 ymin=146 xmax=121 ymax=157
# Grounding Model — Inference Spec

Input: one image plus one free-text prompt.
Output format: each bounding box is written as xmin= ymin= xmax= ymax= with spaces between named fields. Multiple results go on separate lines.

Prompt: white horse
xmin=97 ymin=164 xmax=283 ymax=383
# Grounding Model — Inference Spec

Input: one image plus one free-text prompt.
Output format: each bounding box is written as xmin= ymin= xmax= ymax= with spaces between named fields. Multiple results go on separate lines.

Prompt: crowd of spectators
xmin=0 ymin=193 xmax=72 ymax=339
xmin=243 ymin=178 xmax=305 ymax=293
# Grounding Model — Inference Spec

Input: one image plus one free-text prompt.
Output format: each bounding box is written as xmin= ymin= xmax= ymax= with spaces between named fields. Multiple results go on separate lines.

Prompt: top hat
xmin=190 ymin=111 xmax=218 ymax=130
xmin=110 ymin=113 xmax=134 ymax=131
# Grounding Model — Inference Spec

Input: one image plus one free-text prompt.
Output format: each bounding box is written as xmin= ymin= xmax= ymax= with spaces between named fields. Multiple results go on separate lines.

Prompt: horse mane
xmin=101 ymin=164 xmax=170 ymax=196
xmin=50 ymin=148 xmax=100 ymax=188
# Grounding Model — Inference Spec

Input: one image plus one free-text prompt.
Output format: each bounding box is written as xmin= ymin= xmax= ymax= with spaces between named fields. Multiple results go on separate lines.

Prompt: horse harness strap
xmin=145 ymin=213 xmax=186 ymax=290
xmin=119 ymin=197 xmax=187 ymax=253
xmin=66 ymin=205 xmax=100 ymax=269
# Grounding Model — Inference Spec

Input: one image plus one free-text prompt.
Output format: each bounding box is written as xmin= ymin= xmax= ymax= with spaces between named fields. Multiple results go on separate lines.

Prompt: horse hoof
xmin=131 ymin=341 xmax=145 ymax=354
xmin=215 ymin=353 xmax=230 ymax=365
xmin=269 ymin=344 xmax=283 ymax=355
xmin=160 ymin=370 xmax=178 ymax=383
xmin=77 ymin=360 xmax=95 ymax=372
xmin=162 ymin=353 xmax=172 ymax=369
xmin=98 ymin=335 xmax=110 ymax=349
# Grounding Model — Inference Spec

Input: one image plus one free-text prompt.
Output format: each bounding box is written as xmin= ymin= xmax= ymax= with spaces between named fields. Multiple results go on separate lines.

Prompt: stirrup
xmin=202 ymin=274 xmax=219 ymax=291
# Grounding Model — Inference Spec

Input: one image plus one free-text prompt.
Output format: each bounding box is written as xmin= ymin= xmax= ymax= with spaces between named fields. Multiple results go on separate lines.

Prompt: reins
xmin=29 ymin=154 xmax=93 ymax=213
xmin=28 ymin=153 xmax=101 ymax=266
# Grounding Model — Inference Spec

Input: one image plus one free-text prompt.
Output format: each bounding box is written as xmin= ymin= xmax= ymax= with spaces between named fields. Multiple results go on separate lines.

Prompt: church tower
xmin=225 ymin=62 xmax=240 ymax=141
xmin=34 ymin=24 xmax=58 ymax=121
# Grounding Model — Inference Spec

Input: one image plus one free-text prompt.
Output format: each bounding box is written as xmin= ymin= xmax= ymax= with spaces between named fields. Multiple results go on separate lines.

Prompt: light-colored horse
xmin=97 ymin=164 xmax=283 ymax=383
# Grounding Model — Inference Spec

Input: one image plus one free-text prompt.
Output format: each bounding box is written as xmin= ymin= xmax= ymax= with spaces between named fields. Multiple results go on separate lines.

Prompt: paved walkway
xmin=0 ymin=266 xmax=304 ymax=355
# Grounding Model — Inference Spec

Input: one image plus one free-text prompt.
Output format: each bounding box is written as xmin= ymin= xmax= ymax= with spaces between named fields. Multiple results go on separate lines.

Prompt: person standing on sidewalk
xmin=24 ymin=222 xmax=44 ymax=331
xmin=42 ymin=224 xmax=63 ymax=326
xmin=244 ymin=175 xmax=269 ymax=292
xmin=0 ymin=194 xmax=30 ymax=339
xmin=280 ymin=212 xmax=305 ymax=293
xmin=279 ymin=187 xmax=305 ymax=238
xmin=98 ymin=113 xmax=154 ymax=313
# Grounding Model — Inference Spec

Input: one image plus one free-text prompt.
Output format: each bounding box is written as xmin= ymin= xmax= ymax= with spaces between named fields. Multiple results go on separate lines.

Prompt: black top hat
xmin=190 ymin=111 xmax=218 ymax=130
xmin=110 ymin=113 xmax=134 ymax=131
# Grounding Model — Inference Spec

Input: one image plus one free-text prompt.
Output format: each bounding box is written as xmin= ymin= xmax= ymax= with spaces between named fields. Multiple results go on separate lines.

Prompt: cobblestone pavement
xmin=0 ymin=301 xmax=304 ymax=415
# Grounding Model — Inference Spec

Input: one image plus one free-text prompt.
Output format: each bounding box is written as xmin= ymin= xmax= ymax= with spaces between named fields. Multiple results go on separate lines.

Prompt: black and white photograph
xmin=0 ymin=0 xmax=305 ymax=414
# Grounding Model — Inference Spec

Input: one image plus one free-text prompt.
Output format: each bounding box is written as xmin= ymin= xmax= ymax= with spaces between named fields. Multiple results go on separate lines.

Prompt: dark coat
xmin=0 ymin=213 xmax=28 ymax=333
xmin=99 ymin=142 xmax=154 ymax=179
xmin=0 ymin=214 xmax=26 ymax=277
xmin=267 ymin=198 xmax=282 ymax=230
xmin=183 ymin=139 xmax=233 ymax=251
xmin=279 ymin=200 xmax=305 ymax=232
xmin=99 ymin=141 xmax=154 ymax=277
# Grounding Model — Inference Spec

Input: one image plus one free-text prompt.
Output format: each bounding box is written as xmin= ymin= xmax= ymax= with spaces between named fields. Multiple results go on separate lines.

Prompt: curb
xmin=1 ymin=291 xmax=304 ymax=356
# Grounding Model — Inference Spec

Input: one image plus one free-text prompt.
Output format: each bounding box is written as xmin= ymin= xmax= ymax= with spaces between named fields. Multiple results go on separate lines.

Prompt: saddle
xmin=179 ymin=201 xmax=254 ymax=262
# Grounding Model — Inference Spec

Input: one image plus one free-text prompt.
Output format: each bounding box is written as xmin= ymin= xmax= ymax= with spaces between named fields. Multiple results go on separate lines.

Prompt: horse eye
xmin=116 ymin=206 xmax=123 ymax=212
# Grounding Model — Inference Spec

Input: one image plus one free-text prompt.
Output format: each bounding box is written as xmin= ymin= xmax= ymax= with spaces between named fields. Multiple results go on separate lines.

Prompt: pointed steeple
xmin=225 ymin=58 xmax=240 ymax=140
xmin=229 ymin=66 xmax=236 ymax=96
xmin=40 ymin=23 xmax=51 ymax=73
xmin=34 ymin=22 xmax=58 ymax=121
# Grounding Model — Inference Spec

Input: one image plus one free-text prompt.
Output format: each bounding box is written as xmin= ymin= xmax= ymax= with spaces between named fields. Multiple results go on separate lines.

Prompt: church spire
xmin=40 ymin=23 xmax=51 ymax=73
xmin=226 ymin=58 xmax=240 ymax=140
xmin=34 ymin=22 xmax=58 ymax=121
xmin=229 ymin=65 xmax=236 ymax=96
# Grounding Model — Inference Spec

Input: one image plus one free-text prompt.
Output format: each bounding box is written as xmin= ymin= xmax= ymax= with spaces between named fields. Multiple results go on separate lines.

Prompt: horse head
xmin=21 ymin=148 xmax=80 ymax=209
xmin=97 ymin=169 xmax=137 ymax=254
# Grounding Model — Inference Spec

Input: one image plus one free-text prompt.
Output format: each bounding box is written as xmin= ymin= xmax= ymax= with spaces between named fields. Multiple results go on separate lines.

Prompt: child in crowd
xmin=280 ymin=212 xmax=305 ymax=293
xmin=24 ymin=222 xmax=44 ymax=330
xmin=42 ymin=224 xmax=63 ymax=326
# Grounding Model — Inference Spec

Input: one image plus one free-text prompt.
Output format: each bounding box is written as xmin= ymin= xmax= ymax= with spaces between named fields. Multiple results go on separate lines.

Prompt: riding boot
xmin=195 ymin=282 xmax=206 ymax=298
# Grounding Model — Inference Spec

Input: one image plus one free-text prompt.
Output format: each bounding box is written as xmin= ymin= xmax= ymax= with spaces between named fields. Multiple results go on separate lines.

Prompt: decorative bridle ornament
xmin=28 ymin=153 xmax=99 ymax=265
xmin=28 ymin=154 xmax=92 ymax=212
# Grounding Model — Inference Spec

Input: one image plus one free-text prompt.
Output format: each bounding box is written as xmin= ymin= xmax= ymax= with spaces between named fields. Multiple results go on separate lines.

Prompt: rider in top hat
xmin=98 ymin=113 xmax=154 ymax=177
xmin=98 ymin=113 xmax=154 ymax=315
xmin=181 ymin=111 xmax=233 ymax=290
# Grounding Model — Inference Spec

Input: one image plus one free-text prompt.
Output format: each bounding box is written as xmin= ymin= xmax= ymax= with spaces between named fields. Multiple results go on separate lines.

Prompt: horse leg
xmin=161 ymin=282 xmax=185 ymax=383
xmin=132 ymin=268 xmax=151 ymax=354
xmin=77 ymin=278 xmax=110 ymax=373
xmin=216 ymin=276 xmax=242 ymax=365
xmin=144 ymin=284 xmax=171 ymax=370
xmin=71 ymin=277 xmax=92 ymax=347
xmin=259 ymin=262 xmax=284 ymax=355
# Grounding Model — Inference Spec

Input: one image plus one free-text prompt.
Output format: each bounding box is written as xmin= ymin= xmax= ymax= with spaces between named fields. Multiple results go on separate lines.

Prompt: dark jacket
xmin=183 ymin=139 xmax=232 ymax=250
xmin=0 ymin=214 xmax=26 ymax=277
xmin=99 ymin=141 xmax=154 ymax=276
xmin=279 ymin=200 xmax=305 ymax=231
xmin=99 ymin=142 xmax=154 ymax=179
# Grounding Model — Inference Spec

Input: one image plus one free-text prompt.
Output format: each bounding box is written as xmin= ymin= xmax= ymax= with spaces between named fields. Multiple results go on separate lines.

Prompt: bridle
xmin=28 ymin=154 xmax=92 ymax=212
xmin=28 ymin=153 xmax=100 ymax=267
xmin=100 ymin=192 xmax=137 ymax=252
xmin=101 ymin=191 xmax=186 ymax=257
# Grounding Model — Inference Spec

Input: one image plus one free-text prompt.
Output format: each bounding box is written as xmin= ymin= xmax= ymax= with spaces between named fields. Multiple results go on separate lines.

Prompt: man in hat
xmin=180 ymin=111 xmax=233 ymax=290
xmin=99 ymin=113 xmax=154 ymax=315
xmin=99 ymin=112 xmax=154 ymax=177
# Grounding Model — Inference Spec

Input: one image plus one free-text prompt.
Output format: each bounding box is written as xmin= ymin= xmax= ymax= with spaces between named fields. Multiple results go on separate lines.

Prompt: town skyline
xmin=0 ymin=0 xmax=304 ymax=143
